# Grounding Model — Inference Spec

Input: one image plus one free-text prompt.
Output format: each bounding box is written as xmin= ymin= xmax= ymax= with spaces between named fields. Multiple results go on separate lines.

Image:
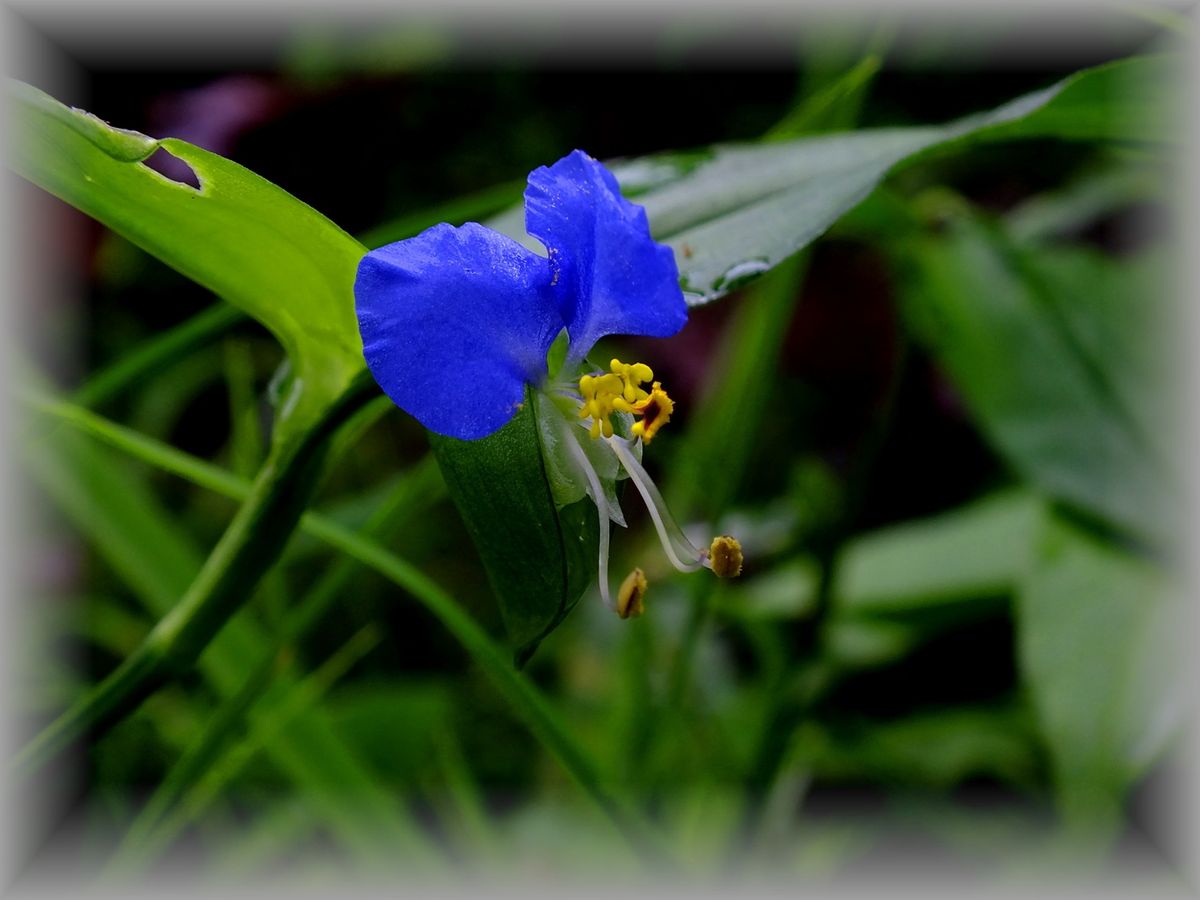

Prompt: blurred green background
xmin=10 ymin=8 xmax=1190 ymax=888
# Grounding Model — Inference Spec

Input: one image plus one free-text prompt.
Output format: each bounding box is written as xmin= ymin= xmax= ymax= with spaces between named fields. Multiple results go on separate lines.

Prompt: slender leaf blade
xmin=1016 ymin=512 xmax=1187 ymax=837
xmin=23 ymin=424 xmax=425 ymax=857
xmin=651 ymin=56 xmax=1173 ymax=304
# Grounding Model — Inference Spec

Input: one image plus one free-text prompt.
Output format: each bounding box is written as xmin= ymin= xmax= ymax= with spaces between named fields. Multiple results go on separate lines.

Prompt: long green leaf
xmin=836 ymin=490 xmax=1044 ymax=615
xmin=646 ymin=56 xmax=1174 ymax=304
xmin=895 ymin=212 xmax=1173 ymax=546
xmin=763 ymin=52 xmax=883 ymax=140
xmin=7 ymin=80 xmax=365 ymax=441
xmin=1016 ymin=511 xmax=1186 ymax=840
xmin=719 ymin=489 xmax=1043 ymax=624
xmin=485 ymin=56 xmax=1173 ymax=306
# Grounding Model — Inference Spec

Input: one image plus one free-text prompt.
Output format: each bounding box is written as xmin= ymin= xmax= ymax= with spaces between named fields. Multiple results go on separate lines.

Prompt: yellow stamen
xmin=616 ymin=568 xmax=648 ymax=619
xmin=610 ymin=359 xmax=653 ymax=404
xmin=578 ymin=358 xmax=674 ymax=444
xmin=630 ymin=382 xmax=673 ymax=444
xmin=708 ymin=536 xmax=743 ymax=578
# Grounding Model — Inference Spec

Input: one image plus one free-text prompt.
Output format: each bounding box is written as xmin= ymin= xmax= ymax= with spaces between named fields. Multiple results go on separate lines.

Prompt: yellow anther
xmin=616 ymin=567 xmax=648 ymax=619
xmin=599 ymin=373 xmax=623 ymax=394
xmin=708 ymin=536 xmax=743 ymax=578
xmin=578 ymin=361 xmax=673 ymax=443
xmin=610 ymin=358 xmax=653 ymax=403
xmin=630 ymin=382 xmax=674 ymax=444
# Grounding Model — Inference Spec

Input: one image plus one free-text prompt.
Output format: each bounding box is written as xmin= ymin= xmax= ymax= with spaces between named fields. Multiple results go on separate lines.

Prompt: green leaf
xmin=7 ymin=80 xmax=365 ymax=441
xmin=725 ymin=490 xmax=1042 ymax=622
xmin=1016 ymin=511 xmax=1187 ymax=838
xmin=895 ymin=213 xmax=1174 ymax=546
xmin=763 ymin=52 xmax=882 ymax=140
xmin=649 ymin=56 xmax=1174 ymax=304
xmin=795 ymin=703 xmax=1042 ymax=790
xmin=22 ymin=405 xmax=425 ymax=858
xmin=486 ymin=55 xmax=1173 ymax=305
xmin=837 ymin=490 xmax=1043 ymax=615
xmin=27 ymin=391 xmax=657 ymax=856
xmin=971 ymin=53 xmax=1179 ymax=144
xmin=428 ymin=388 xmax=598 ymax=664
xmin=1005 ymin=162 xmax=1165 ymax=243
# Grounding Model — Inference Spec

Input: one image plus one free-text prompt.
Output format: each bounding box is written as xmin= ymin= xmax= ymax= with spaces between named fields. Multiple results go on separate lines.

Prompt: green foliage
xmin=9 ymin=30 xmax=1185 ymax=885
xmin=429 ymin=391 xmax=598 ymax=663
xmin=22 ymin=403 xmax=428 ymax=860
xmin=8 ymin=81 xmax=366 ymax=442
xmin=489 ymin=55 xmax=1174 ymax=306
xmin=896 ymin=212 xmax=1172 ymax=546
xmin=1017 ymin=512 xmax=1187 ymax=839
xmin=837 ymin=490 xmax=1042 ymax=615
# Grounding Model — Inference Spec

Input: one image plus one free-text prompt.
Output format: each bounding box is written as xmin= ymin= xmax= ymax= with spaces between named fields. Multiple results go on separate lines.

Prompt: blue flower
xmin=354 ymin=149 xmax=686 ymax=441
xmin=354 ymin=150 xmax=741 ymax=616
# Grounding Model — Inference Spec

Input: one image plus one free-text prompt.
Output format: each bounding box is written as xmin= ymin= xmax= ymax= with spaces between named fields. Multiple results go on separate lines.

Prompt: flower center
xmin=546 ymin=354 xmax=741 ymax=620
xmin=577 ymin=358 xmax=674 ymax=442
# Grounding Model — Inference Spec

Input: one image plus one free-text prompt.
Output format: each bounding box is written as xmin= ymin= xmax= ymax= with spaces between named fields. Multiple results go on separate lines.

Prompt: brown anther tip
xmin=616 ymin=568 xmax=648 ymax=619
xmin=709 ymin=536 xmax=743 ymax=578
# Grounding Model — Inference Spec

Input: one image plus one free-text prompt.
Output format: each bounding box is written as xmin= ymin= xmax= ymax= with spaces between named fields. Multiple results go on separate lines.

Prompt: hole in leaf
xmin=141 ymin=146 xmax=201 ymax=190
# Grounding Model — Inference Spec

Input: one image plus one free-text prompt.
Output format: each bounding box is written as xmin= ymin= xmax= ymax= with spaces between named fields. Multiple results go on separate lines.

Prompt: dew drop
xmin=711 ymin=257 xmax=771 ymax=294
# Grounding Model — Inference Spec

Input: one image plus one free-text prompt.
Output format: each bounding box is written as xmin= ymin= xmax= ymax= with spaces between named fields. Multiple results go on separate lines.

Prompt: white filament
xmin=606 ymin=435 xmax=706 ymax=574
xmin=564 ymin=429 xmax=615 ymax=610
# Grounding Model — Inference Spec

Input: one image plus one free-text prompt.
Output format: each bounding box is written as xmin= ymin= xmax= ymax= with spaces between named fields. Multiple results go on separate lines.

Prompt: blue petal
xmin=524 ymin=150 xmax=687 ymax=364
xmin=355 ymin=222 xmax=562 ymax=440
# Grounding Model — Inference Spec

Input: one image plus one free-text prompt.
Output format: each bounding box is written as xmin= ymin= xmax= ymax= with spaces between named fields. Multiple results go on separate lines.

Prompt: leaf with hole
xmin=8 ymin=80 xmax=366 ymax=442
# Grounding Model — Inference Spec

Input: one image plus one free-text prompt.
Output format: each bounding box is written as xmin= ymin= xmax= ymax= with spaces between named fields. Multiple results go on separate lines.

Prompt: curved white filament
xmin=606 ymin=436 xmax=706 ymax=574
xmin=564 ymin=431 xmax=615 ymax=610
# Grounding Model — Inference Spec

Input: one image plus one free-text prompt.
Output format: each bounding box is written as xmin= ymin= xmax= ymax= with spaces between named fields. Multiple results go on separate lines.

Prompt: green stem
xmin=664 ymin=575 xmax=720 ymax=712
xmin=312 ymin=515 xmax=665 ymax=864
xmin=21 ymin=392 xmax=665 ymax=866
xmin=111 ymin=456 xmax=442 ymax=866
xmin=13 ymin=374 xmax=376 ymax=780
xmin=107 ymin=625 xmax=392 ymax=878
xmin=73 ymin=303 xmax=244 ymax=408
xmin=736 ymin=336 xmax=913 ymax=844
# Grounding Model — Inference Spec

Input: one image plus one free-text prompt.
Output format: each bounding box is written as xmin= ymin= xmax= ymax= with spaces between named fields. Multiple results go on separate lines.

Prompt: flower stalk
xmin=13 ymin=373 xmax=378 ymax=781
